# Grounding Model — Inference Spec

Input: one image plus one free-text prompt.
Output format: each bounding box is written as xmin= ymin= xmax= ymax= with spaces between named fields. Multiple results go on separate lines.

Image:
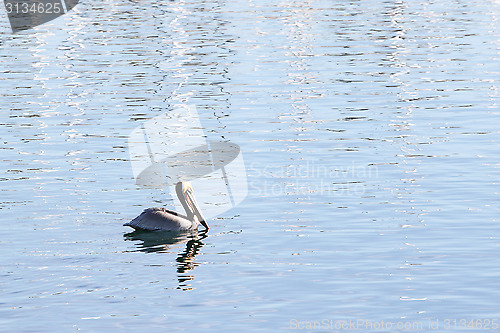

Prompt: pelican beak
xmin=185 ymin=187 xmax=209 ymax=230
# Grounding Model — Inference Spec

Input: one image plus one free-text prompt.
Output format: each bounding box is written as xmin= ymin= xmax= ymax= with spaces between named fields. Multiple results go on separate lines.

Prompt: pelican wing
xmin=124 ymin=207 xmax=194 ymax=231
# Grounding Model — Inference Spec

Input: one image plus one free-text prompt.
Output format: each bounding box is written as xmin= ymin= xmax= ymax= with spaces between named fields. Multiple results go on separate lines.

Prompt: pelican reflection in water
xmin=124 ymin=181 xmax=209 ymax=231
xmin=124 ymin=229 xmax=207 ymax=290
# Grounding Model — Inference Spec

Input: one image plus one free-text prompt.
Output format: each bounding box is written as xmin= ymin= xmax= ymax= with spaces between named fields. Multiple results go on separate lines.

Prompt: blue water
xmin=1 ymin=0 xmax=500 ymax=331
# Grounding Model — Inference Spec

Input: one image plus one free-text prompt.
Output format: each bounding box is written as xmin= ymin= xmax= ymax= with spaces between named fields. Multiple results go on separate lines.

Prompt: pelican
xmin=124 ymin=181 xmax=209 ymax=231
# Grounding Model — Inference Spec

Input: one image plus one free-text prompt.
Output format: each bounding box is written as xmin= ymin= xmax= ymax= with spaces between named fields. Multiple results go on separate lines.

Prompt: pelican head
xmin=175 ymin=181 xmax=209 ymax=230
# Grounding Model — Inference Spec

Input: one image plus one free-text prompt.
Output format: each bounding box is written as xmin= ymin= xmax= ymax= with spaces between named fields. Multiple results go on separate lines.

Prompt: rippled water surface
xmin=1 ymin=0 xmax=500 ymax=331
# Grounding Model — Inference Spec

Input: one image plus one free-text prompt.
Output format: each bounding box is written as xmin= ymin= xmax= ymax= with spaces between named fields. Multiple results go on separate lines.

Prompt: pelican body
xmin=124 ymin=182 xmax=209 ymax=231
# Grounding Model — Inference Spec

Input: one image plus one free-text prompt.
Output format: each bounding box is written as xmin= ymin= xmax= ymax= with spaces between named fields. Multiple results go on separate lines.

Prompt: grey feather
xmin=124 ymin=207 xmax=199 ymax=231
